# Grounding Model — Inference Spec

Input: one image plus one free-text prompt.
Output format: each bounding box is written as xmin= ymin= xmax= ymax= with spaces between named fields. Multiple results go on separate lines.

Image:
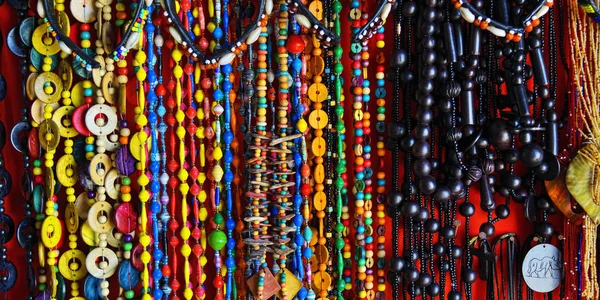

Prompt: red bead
xmin=377 ymin=65 xmax=385 ymax=72
xmin=287 ymin=35 xmax=306 ymax=54
xmin=171 ymin=279 xmax=181 ymax=292
xmin=117 ymin=67 xmax=128 ymax=75
xmin=169 ymin=234 xmax=180 ymax=246
xmin=186 ymin=106 xmax=197 ymax=119
xmin=301 ymin=183 xmax=311 ymax=196
xmin=162 ymin=265 xmax=172 ymax=277
xmin=201 ymin=78 xmax=212 ymax=90
xmin=366 ymin=243 xmax=374 ymax=251
xmin=365 ymin=186 xmax=372 ymax=193
xmin=343 ymin=269 xmax=352 ymax=276
xmin=80 ymin=23 xmax=90 ymax=31
xmin=199 ymin=37 xmax=209 ymax=50
xmin=356 ymin=136 xmax=364 ymax=144
xmin=184 ymin=63 xmax=194 ymax=75
xmin=192 ymin=244 xmax=203 ymax=256
xmin=85 ymin=96 xmax=93 ymax=104
xmin=180 ymin=0 xmax=191 ymax=11
xmin=213 ymin=276 xmax=224 ymax=289
xmin=190 ymin=183 xmax=200 ymax=196
xmin=168 ymin=177 xmax=179 ymax=189
xmin=215 ymin=294 xmax=224 ymax=300
xmin=155 ymin=84 xmax=166 ymax=96
xmin=192 ymin=227 xmax=202 ymax=239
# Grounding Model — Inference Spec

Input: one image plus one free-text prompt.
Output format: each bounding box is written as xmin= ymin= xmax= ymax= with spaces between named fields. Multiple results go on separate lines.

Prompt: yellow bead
xmin=117 ymin=60 xmax=127 ymax=68
xmin=376 ymin=40 xmax=385 ymax=48
xmin=140 ymin=235 xmax=151 ymax=247
xmin=200 ymin=255 xmax=207 ymax=267
xmin=199 ymin=207 xmax=208 ymax=221
xmin=85 ymin=136 xmax=94 ymax=143
xmin=45 ymin=160 xmax=54 ymax=168
xmin=378 ymin=284 xmax=386 ymax=292
xmin=121 ymin=193 xmax=131 ymax=202
xmin=213 ymin=146 xmax=223 ymax=160
xmin=43 ymin=85 xmax=54 ymax=94
xmin=183 ymin=288 xmax=193 ymax=300
xmin=173 ymin=65 xmax=183 ymax=79
xmin=139 ymin=190 xmax=150 ymax=203
xmin=296 ymin=119 xmax=307 ymax=132
xmin=171 ymin=49 xmax=182 ymax=62
xmin=116 ymin=3 xmax=125 ymax=10
xmin=141 ymin=295 xmax=152 ymax=300
xmin=81 ymin=40 xmax=91 ymax=48
xmin=69 ymin=241 xmax=77 ymax=248
xmin=42 ymin=64 xmax=52 ymax=72
xmin=43 ymin=112 xmax=53 ymax=119
xmin=180 ymin=227 xmax=191 ymax=240
xmin=44 ymin=57 xmax=53 ymax=64
xmin=135 ymin=51 xmax=147 ymax=64
xmin=358 ymin=291 xmax=367 ymax=298
xmin=180 ymin=244 xmax=191 ymax=257
xmin=136 ymin=69 xmax=147 ymax=81
xmin=207 ymin=22 xmax=216 ymax=33
xmin=138 ymin=174 xmax=150 ymax=186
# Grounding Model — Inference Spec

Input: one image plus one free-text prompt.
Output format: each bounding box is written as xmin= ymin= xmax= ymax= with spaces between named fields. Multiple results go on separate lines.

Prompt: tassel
xmin=564 ymin=218 xmax=582 ymax=300
xmin=582 ymin=217 xmax=599 ymax=299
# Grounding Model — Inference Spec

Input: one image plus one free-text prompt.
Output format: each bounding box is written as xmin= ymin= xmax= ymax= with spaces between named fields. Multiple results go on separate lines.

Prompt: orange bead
xmin=480 ymin=22 xmax=488 ymax=30
xmin=532 ymin=19 xmax=540 ymax=27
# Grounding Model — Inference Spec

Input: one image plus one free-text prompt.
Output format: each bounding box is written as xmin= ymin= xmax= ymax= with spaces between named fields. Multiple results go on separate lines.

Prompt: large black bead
xmin=486 ymin=119 xmax=512 ymax=150
xmin=390 ymin=49 xmax=408 ymax=68
xmin=404 ymin=267 xmax=420 ymax=283
xmin=479 ymin=222 xmax=495 ymax=237
xmin=536 ymin=221 xmax=554 ymax=239
xmin=520 ymin=143 xmax=544 ymax=167
xmin=419 ymin=175 xmax=437 ymax=195
xmin=440 ymin=227 xmax=456 ymax=239
xmin=413 ymin=158 xmax=432 ymax=178
xmin=417 ymin=273 xmax=433 ymax=287
xmin=459 ymin=202 xmax=475 ymax=217
xmin=389 ymin=256 xmax=406 ymax=273
xmin=387 ymin=190 xmax=404 ymax=208
xmin=448 ymin=178 xmax=465 ymax=197
xmin=433 ymin=185 xmax=451 ymax=203
xmin=433 ymin=242 xmax=446 ymax=255
xmin=462 ymin=268 xmax=477 ymax=283
xmin=426 ymin=283 xmax=441 ymax=296
xmin=448 ymin=290 xmax=462 ymax=300
xmin=388 ymin=122 xmax=406 ymax=140
xmin=401 ymin=201 xmax=421 ymax=217
xmin=425 ymin=218 xmax=440 ymax=233
xmin=495 ymin=204 xmax=510 ymax=219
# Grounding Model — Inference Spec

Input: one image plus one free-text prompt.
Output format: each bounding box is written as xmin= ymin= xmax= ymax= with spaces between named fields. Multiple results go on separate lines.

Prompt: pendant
xmin=521 ymin=243 xmax=562 ymax=293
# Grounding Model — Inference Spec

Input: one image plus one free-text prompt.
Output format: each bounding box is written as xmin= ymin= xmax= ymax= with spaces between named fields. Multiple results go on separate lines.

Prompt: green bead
xmin=122 ymin=177 xmax=131 ymax=186
xmin=335 ymin=122 xmax=345 ymax=132
xmin=335 ymin=222 xmax=344 ymax=233
xmin=334 ymin=62 xmax=344 ymax=74
xmin=333 ymin=1 xmax=342 ymax=13
xmin=334 ymin=46 xmax=343 ymax=58
xmin=335 ymin=238 xmax=345 ymax=249
xmin=214 ymin=213 xmax=224 ymax=225
xmin=335 ymin=177 xmax=345 ymax=189
xmin=39 ymin=283 xmax=46 ymax=291
xmin=377 ymin=106 xmax=386 ymax=114
xmin=337 ymin=279 xmax=346 ymax=292
xmin=335 ymin=164 xmax=345 ymax=174
xmin=34 ymin=160 xmax=42 ymax=167
xmin=208 ymin=230 xmax=227 ymax=251
xmin=125 ymin=290 xmax=135 ymax=299
xmin=335 ymin=105 xmax=344 ymax=116
xmin=123 ymin=242 xmax=133 ymax=251
xmin=365 ymin=217 xmax=373 ymax=225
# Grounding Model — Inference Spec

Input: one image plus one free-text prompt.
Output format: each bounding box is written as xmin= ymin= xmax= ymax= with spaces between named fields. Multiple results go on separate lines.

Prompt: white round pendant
xmin=522 ymin=243 xmax=562 ymax=293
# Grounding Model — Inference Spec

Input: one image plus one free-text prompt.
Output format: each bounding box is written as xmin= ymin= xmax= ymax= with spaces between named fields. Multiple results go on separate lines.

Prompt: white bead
xmin=101 ymin=288 xmax=110 ymax=297
xmin=155 ymin=35 xmax=164 ymax=47
xmin=98 ymin=240 xmax=108 ymax=248
xmin=99 ymin=261 xmax=109 ymax=269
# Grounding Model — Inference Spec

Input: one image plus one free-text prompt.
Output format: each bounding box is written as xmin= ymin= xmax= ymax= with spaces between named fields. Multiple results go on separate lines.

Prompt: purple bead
xmin=161 ymin=195 xmax=169 ymax=205
xmin=124 ymin=234 xmax=133 ymax=242
xmin=87 ymin=191 xmax=96 ymax=198
xmin=366 ymin=269 xmax=374 ymax=275
xmin=120 ymin=120 xmax=128 ymax=128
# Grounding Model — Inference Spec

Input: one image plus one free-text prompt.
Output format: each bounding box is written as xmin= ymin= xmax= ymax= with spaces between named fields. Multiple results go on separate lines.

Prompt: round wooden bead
xmin=87 ymin=201 xmax=114 ymax=233
xmin=85 ymin=248 xmax=118 ymax=278
xmin=34 ymin=72 xmax=63 ymax=104
xmin=41 ymin=216 xmax=62 ymax=248
xmin=58 ymin=249 xmax=87 ymax=281
xmin=85 ymin=104 xmax=118 ymax=136
xmin=64 ymin=203 xmax=79 ymax=234
xmin=56 ymin=155 xmax=78 ymax=187
xmin=89 ymin=154 xmax=112 ymax=185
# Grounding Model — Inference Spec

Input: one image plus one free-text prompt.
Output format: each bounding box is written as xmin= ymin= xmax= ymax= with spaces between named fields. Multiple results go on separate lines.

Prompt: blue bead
xmin=293 ymin=214 xmax=303 ymax=227
xmin=292 ymin=58 xmax=303 ymax=71
xmin=364 ymin=145 xmax=371 ymax=153
xmin=357 ymin=225 xmax=365 ymax=233
xmin=303 ymin=247 xmax=313 ymax=258
xmin=223 ymin=131 xmax=234 ymax=144
xmin=213 ymin=27 xmax=223 ymax=39
xmin=146 ymin=23 xmax=155 ymax=33
xmin=84 ymin=88 xmax=93 ymax=97
xmin=356 ymin=192 xmax=364 ymax=200
xmin=355 ymin=128 xmax=363 ymax=136
xmin=148 ymin=111 xmax=158 ymax=123
xmin=295 ymin=233 xmax=304 ymax=245
xmin=85 ymin=144 xmax=95 ymax=152
xmin=356 ymin=172 xmax=364 ymax=180
xmin=153 ymin=249 xmax=163 ymax=261
xmin=150 ymin=161 xmax=160 ymax=174
xmin=150 ymin=201 xmax=161 ymax=213
xmin=213 ymin=89 xmax=224 ymax=100
xmin=225 ymin=256 xmax=235 ymax=268
xmin=80 ymin=31 xmax=91 ymax=40
xmin=353 ymin=68 xmax=361 ymax=76
xmin=226 ymin=239 xmax=236 ymax=251
xmin=147 ymin=70 xmax=157 ymax=84
xmin=157 ymin=105 xmax=167 ymax=116
xmin=223 ymin=81 xmax=232 ymax=92
xmin=222 ymin=64 xmax=233 ymax=74
xmin=293 ymin=195 xmax=303 ymax=207
xmin=294 ymin=152 xmax=303 ymax=165
xmin=152 ymin=289 xmax=163 ymax=299
xmin=363 ymin=79 xmax=370 ymax=87
xmin=363 ymin=94 xmax=371 ymax=102
xmin=226 ymin=218 xmax=236 ymax=230
xmin=350 ymin=0 xmax=359 ymax=8
xmin=365 ymin=236 xmax=373 ymax=243
xmin=224 ymin=170 xmax=234 ymax=183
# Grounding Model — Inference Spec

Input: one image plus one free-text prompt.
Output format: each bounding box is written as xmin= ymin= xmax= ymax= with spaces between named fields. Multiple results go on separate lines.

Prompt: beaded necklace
xmin=374 ymin=22 xmax=386 ymax=300
xmin=0 ymin=78 xmax=15 ymax=299
xmin=349 ymin=0 xmax=368 ymax=297
xmin=13 ymin=7 xmax=37 ymax=300
xmin=133 ymin=36 xmax=152 ymax=299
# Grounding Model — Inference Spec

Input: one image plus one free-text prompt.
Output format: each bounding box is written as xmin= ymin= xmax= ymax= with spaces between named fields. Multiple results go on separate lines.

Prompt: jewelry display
xmin=0 ymin=0 xmax=597 ymax=299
